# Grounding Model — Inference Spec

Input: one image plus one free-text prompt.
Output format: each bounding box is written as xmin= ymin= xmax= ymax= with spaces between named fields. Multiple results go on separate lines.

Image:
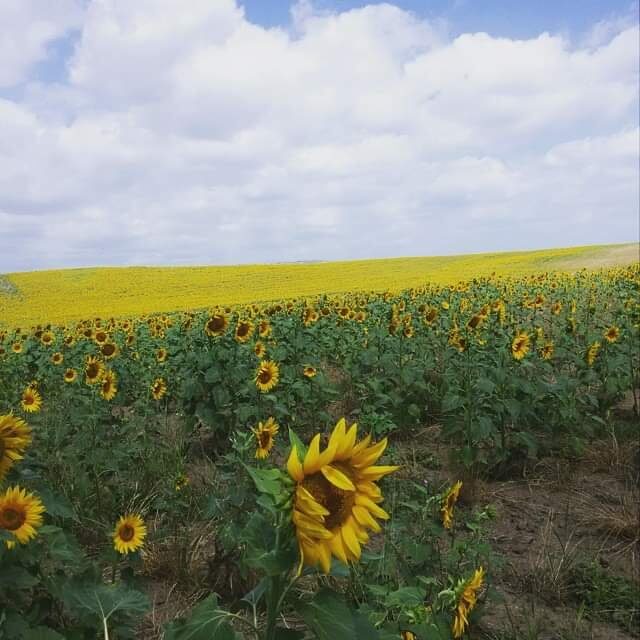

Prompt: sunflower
xmin=85 ymin=356 xmax=104 ymax=384
xmin=100 ymin=369 xmax=118 ymax=401
xmin=64 ymin=368 xmax=77 ymax=383
xmin=21 ymin=387 xmax=42 ymax=413
xmin=0 ymin=486 xmax=45 ymax=544
xmin=94 ymin=330 xmax=109 ymax=345
xmin=401 ymin=633 xmax=417 ymax=640
xmin=254 ymin=341 xmax=266 ymax=358
xmin=441 ymin=480 xmax=462 ymax=530
xmin=235 ymin=320 xmax=254 ymax=343
xmin=540 ymin=342 xmax=554 ymax=360
xmin=604 ymin=326 xmax=620 ymax=343
xmin=586 ymin=341 xmax=601 ymax=367
xmin=156 ymin=347 xmax=167 ymax=363
xmin=151 ymin=377 xmax=167 ymax=401
xmin=11 ymin=342 xmax=22 ymax=354
xmin=287 ymin=418 xmax=399 ymax=573
xmin=258 ymin=319 xmax=272 ymax=338
xmin=40 ymin=331 xmax=54 ymax=346
xmin=255 ymin=360 xmax=279 ymax=393
xmin=253 ymin=417 xmax=279 ymax=459
xmin=51 ymin=352 xmax=64 ymax=365
xmin=100 ymin=341 xmax=119 ymax=359
xmin=303 ymin=366 xmax=317 ymax=379
xmin=0 ymin=414 xmax=32 ymax=480
xmin=64 ymin=334 xmax=75 ymax=347
xmin=205 ymin=314 xmax=228 ymax=337
xmin=511 ymin=331 xmax=530 ymax=361
xmin=452 ymin=567 xmax=485 ymax=638
xmin=112 ymin=513 xmax=147 ymax=554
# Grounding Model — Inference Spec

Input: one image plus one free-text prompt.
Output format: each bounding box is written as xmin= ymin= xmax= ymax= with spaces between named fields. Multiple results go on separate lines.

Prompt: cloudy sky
xmin=0 ymin=0 xmax=638 ymax=272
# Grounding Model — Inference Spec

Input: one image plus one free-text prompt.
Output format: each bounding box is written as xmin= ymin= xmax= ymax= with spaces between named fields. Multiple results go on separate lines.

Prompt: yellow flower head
xmin=205 ymin=313 xmax=228 ymax=337
xmin=586 ymin=341 xmax=601 ymax=367
xmin=113 ymin=513 xmax=147 ymax=554
xmin=253 ymin=417 xmax=279 ymax=459
xmin=0 ymin=414 xmax=32 ymax=480
xmin=303 ymin=366 xmax=317 ymax=379
xmin=151 ymin=377 xmax=167 ymax=400
xmin=64 ymin=368 xmax=77 ymax=383
xmin=235 ymin=320 xmax=255 ymax=343
xmin=287 ymin=418 xmax=399 ymax=573
xmin=85 ymin=356 xmax=104 ymax=384
xmin=441 ymin=480 xmax=463 ymax=530
xmin=100 ymin=369 xmax=118 ymax=401
xmin=21 ymin=386 xmax=42 ymax=413
xmin=453 ymin=567 xmax=485 ymax=638
xmin=511 ymin=331 xmax=530 ymax=361
xmin=603 ymin=326 xmax=620 ymax=343
xmin=255 ymin=360 xmax=279 ymax=393
xmin=0 ymin=486 xmax=45 ymax=544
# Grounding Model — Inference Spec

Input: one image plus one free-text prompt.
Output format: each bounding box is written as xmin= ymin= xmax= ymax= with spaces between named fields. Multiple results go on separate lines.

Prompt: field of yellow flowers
xmin=1 ymin=242 xmax=636 ymax=328
xmin=0 ymin=257 xmax=638 ymax=638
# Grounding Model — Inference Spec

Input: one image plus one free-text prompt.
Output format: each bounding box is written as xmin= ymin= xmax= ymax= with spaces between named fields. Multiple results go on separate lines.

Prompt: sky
xmin=0 ymin=0 xmax=638 ymax=272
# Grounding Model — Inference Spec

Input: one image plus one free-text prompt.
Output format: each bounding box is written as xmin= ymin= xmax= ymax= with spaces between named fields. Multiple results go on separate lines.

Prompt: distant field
xmin=1 ymin=243 xmax=637 ymax=327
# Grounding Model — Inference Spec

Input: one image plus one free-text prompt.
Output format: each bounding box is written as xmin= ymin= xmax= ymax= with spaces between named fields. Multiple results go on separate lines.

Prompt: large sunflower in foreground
xmin=0 ymin=414 xmax=32 ymax=480
xmin=21 ymin=386 xmax=42 ymax=413
xmin=113 ymin=513 xmax=147 ymax=554
xmin=253 ymin=417 xmax=279 ymax=459
xmin=452 ymin=567 xmax=485 ymax=638
xmin=287 ymin=418 xmax=399 ymax=573
xmin=0 ymin=486 xmax=45 ymax=544
xmin=255 ymin=360 xmax=279 ymax=393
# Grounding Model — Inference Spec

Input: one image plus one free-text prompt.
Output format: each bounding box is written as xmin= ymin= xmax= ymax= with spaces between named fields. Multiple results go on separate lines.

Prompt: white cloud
xmin=0 ymin=0 xmax=83 ymax=88
xmin=0 ymin=0 xmax=638 ymax=271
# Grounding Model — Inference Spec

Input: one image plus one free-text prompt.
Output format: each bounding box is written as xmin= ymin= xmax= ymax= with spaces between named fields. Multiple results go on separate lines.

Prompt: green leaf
xmin=0 ymin=566 xmax=39 ymax=590
xmin=164 ymin=594 xmax=238 ymax=640
xmin=288 ymin=428 xmax=307 ymax=461
xmin=246 ymin=466 xmax=283 ymax=497
xmin=298 ymin=588 xmax=379 ymax=640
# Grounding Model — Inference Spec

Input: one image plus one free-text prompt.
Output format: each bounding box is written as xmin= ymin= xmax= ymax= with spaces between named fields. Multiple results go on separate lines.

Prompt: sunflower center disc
xmin=259 ymin=432 xmax=271 ymax=448
xmin=119 ymin=525 xmax=135 ymax=542
xmin=0 ymin=507 xmax=26 ymax=531
xmin=303 ymin=469 xmax=356 ymax=531
xmin=258 ymin=370 xmax=271 ymax=384
xmin=0 ymin=438 xmax=5 ymax=458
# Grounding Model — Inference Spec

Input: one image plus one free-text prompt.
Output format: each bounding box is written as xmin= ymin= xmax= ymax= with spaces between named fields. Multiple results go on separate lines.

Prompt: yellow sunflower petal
xmin=287 ymin=445 xmax=304 ymax=482
xmin=320 ymin=465 xmax=356 ymax=491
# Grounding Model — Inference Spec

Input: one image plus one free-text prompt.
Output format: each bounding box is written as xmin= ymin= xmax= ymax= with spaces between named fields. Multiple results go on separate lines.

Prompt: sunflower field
xmin=0 ymin=263 xmax=638 ymax=639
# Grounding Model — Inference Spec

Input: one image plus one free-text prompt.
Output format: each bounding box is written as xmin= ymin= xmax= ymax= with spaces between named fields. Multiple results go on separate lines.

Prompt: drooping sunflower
xmin=85 ymin=356 xmax=104 ymax=384
xmin=21 ymin=386 xmax=42 ymax=413
xmin=204 ymin=313 xmax=228 ymax=337
xmin=441 ymin=480 xmax=463 ymax=530
xmin=452 ymin=567 xmax=485 ymax=638
xmin=586 ymin=341 xmax=601 ymax=367
xmin=0 ymin=414 xmax=32 ymax=480
xmin=603 ymin=326 xmax=620 ymax=343
xmin=255 ymin=360 xmax=279 ymax=393
xmin=112 ymin=513 xmax=147 ymax=554
xmin=253 ymin=417 xmax=279 ymax=459
xmin=0 ymin=486 xmax=45 ymax=544
xmin=156 ymin=347 xmax=168 ymax=363
xmin=287 ymin=418 xmax=399 ymax=573
xmin=151 ymin=377 xmax=167 ymax=401
xmin=51 ymin=352 xmax=64 ymax=365
xmin=303 ymin=366 xmax=317 ymax=379
xmin=235 ymin=320 xmax=255 ymax=343
xmin=100 ymin=369 xmax=118 ymax=401
xmin=511 ymin=331 xmax=530 ymax=361
xmin=63 ymin=368 xmax=77 ymax=383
